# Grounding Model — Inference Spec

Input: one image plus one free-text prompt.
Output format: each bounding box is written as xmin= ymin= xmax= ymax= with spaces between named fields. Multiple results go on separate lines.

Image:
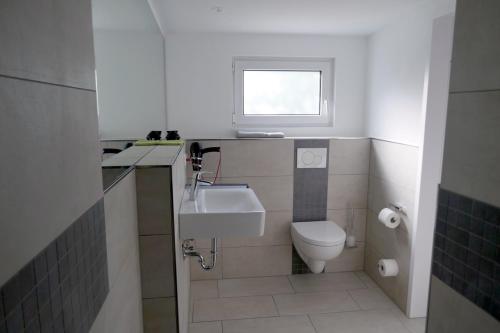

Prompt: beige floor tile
xmin=223 ymin=315 xmax=316 ymax=333
xmin=310 ymin=309 xmax=411 ymax=333
xmin=191 ymin=280 xmax=218 ymax=300
xmin=288 ymin=272 xmax=366 ymax=293
xmin=274 ymin=291 xmax=359 ymax=315
xmin=349 ymin=288 xmax=397 ymax=310
xmin=355 ymin=271 xmax=379 ymax=288
xmin=391 ymin=309 xmax=426 ymax=333
xmin=192 ymin=296 xmax=278 ymax=322
xmin=189 ymin=321 xmax=222 ymax=333
xmin=218 ymin=276 xmax=294 ymax=298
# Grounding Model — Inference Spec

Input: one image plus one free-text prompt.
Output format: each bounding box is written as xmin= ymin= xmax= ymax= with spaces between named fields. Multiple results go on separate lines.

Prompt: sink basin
xmin=179 ymin=186 xmax=265 ymax=239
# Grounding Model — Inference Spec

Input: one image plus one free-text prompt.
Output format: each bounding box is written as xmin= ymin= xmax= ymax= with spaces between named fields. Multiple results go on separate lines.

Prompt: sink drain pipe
xmin=182 ymin=238 xmax=217 ymax=271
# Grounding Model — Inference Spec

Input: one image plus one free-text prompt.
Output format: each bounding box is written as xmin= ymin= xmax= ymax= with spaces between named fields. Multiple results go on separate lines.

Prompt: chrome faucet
xmin=189 ymin=171 xmax=212 ymax=201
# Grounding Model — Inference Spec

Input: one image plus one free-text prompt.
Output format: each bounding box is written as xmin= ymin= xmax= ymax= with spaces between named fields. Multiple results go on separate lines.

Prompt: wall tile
xmin=364 ymin=243 xmax=409 ymax=311
xmin=222 ymin=245 xmax=292 ymax=278
xmin=139 ymin=235 xmax=175 ymax=298
xmin=0 ymin=199 xmax=108 ymax=332
xmin=136 ymin=168 xmax=173 ymax=235
xmin=220 ymin=139 xmax=294 ymax=177
xmin=185 ymin=140 xmax=222 ymax=179
xmin=327 ymin=174 xmax=368 ymax=209
xmin=427 ymin=277 xmax=500 ymax=333
xmin=327 ymin=209 xmax=367 ymax=242
xmin=190 ymin=249 xmax=223 ymax=281
xmin=449 ymin=0 xmax=500 ymax=92
xmin=368 ymin=177 xmax=415 ymax=231
xmin=0 ymin=0 xmax=96 ymax=89
xmin=329 ymin=138 xmax=370 ymax=175
xmin=220 ymin=176 xmax=293 ymax=211
xmin=370 ymin=140 xmax=419 ymax=190
xmin=143 ymin=297 xmax=177 ymax=333
xmin=0 ymin=77 xmax=102 ymax=287
xmin=432 ymin=188 xmax=500 ymax=321
xmin=293 ymin=140 xmax=329 ymax=222
xmin=325 ymin=243 xmax=365 ymax=273
xmin=222 ymin=210 xmax=292 ymax=247
xmin=442 ymin=91 xmax=500 ymax=207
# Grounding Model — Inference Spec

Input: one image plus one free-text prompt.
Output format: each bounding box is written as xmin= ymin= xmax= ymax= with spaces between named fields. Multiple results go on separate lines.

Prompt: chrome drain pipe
xmin=182 ymin=238 xmax=217 ymax=271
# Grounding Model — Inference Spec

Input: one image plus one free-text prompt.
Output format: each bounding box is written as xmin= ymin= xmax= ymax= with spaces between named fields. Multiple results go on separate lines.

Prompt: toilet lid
xmin=292 ymin=221 xmax=346 ymax=246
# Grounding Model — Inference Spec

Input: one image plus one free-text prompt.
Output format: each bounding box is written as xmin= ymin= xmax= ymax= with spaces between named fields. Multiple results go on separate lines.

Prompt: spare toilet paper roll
xmin=378 ymin=208 xmax=401 ymax=229
xmin=378 ymin=259 xmax=399 ymax=277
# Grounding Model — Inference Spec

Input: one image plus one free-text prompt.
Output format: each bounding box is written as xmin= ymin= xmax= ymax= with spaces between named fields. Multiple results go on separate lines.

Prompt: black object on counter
xmin=166 ymin=130 xmax=180 ymax=140
xmin=146 ymin=131 xmax=162 ymax=140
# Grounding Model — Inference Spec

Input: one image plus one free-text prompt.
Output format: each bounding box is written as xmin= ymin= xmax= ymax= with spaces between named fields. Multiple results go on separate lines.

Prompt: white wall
xmin=94 ymin=30 xmax=166 ymax=140
xmin=164 ymin=33 xmax=367 ymax=138
xmin=409 ymin=14 xmax=455 ymax=318
xmin=364 ymin=3 xmax=453 ymax=146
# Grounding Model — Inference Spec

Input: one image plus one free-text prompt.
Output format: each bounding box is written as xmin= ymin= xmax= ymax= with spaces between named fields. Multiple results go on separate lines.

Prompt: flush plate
xmin=297 ymin=148 xmax=327 ymax=168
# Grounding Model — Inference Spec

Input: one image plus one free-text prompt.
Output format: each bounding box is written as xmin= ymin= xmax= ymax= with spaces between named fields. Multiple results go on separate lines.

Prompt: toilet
xmin=291 ymin=221 xmax=346 ymax=273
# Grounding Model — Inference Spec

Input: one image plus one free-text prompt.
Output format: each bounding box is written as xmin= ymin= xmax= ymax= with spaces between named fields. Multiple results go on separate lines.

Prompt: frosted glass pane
xmin=243 ymin=71 xmax=321 ymax=115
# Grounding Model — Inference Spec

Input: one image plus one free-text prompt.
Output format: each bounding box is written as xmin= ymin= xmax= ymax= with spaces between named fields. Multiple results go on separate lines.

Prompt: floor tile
xmin=192 ymin=296 xmax=278 ymax=322
xmin=273 ymin=291 xmax=359 ymax=315
xmin=191 ymin=280 xmax=218 ymax=300
xmin=391 ymin=309 xmax=426 ymax=333
xmin=354 ymin=271 xmax=379 ymax=288
xmin=310 ymin=309 xmax=411 ymax=333
xmin=218 ymin=276 xmax=294 ymax=298
xmin=223 ymin=315 xmax=316 ymax=333
xmin=189 ymin=321 xmax=222 ymax=333
xmin=288 ymin=272 xmax=366 ymax=293
xmin=349 ymin=288 xmax=397 ymax=310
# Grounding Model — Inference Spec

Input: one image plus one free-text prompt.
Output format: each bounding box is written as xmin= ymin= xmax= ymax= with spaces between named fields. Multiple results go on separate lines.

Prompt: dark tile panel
xmin=0 ymin=198 xmax=108 ymax=332
xmin=292 ymin=140 xmax=330 ymax=273
xmin=292 ymin=139 xmax=329 ymax=222
xmin=433 ymin=188 xmax=500 ymax=321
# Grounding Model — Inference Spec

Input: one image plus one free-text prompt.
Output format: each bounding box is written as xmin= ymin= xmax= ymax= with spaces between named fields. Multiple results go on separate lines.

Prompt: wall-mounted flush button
xmin=297 ymin=148 xmax=327 ymax=168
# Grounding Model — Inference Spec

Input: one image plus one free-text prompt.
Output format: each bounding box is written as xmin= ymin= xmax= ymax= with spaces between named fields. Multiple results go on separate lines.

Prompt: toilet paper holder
xmin=389 ymin=202 xmax=406 ymax=215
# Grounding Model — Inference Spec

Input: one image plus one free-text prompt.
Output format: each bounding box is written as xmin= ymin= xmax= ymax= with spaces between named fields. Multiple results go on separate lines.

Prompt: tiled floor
xmin=190 ymin=271 xmax=426 ymax=333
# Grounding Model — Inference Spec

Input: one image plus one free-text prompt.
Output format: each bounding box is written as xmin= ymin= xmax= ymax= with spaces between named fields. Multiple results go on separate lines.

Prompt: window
xmin=233 ymin=57 xmax=334 ymax=127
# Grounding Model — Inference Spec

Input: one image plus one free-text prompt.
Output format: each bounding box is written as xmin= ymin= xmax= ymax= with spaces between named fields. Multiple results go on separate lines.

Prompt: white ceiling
xmin=92 ymin=0 xmax=160 ymax=32
xmin=148 ymin=0 xmax=455 ymax=35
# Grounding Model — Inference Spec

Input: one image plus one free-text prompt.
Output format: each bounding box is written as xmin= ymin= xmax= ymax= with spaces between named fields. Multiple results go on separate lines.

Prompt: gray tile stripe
xmin=0 ymin=198 xmax=108 ymax=332
xmin=293 ymin=139 xmax=330 ymax=222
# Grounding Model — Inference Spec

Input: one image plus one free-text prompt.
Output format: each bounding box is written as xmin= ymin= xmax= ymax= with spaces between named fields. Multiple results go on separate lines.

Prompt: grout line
xmin=346 ymin=289 xmax=363 ymax=310
xmin=307 ymin=314 xmax=319 ymax=333
xmin=271 ymin=295 xmax=281 ymax=316
xmin=450 ymin=88 xmax=500 ymax=94
xmin=0 ymin=73 xmax=96 ymax=92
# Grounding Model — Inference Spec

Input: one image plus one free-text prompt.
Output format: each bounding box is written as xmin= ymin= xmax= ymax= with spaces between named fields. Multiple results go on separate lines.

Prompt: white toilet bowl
xmin=291 ymin=221 xmax=346 ymax=273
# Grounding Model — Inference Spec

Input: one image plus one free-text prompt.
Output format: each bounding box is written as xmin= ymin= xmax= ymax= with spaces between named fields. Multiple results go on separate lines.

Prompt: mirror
xmin=92 ymin=0 xmax=167 ymax=187
xmin=92 ymin=0 xmax=166 ymax=156
xmin=91 ymin=2 xmax=178 ymax=332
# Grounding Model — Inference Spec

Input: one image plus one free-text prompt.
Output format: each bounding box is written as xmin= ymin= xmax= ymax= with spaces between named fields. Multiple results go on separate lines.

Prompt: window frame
xmin=233 ymin=57 xmax=335 ymax=127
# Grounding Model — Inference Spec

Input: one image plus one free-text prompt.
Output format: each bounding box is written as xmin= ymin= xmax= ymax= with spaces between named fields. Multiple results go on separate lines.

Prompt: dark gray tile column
xmin=292 ymin=139 xmax=330 ymax=273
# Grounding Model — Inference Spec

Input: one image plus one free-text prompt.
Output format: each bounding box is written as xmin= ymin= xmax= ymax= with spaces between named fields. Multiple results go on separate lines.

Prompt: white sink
xmin=179 ymin=186 xmax=265 ymax=239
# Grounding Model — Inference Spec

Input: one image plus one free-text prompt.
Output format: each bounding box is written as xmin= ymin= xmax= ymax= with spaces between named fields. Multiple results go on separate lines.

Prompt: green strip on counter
xmin=134 ymin=139 xmax=185 ymax=146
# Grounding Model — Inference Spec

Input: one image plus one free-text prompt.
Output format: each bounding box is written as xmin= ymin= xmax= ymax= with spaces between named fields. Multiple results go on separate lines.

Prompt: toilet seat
xmin=292 ymin=221 xmax=346 ymax=246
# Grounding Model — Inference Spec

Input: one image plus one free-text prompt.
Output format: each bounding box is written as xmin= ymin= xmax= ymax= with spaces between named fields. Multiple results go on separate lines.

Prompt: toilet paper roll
xmin=378 ymin=208 xmax=401 ymax=229
xmin=378 ymin=259 xmax=399 ymax=277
